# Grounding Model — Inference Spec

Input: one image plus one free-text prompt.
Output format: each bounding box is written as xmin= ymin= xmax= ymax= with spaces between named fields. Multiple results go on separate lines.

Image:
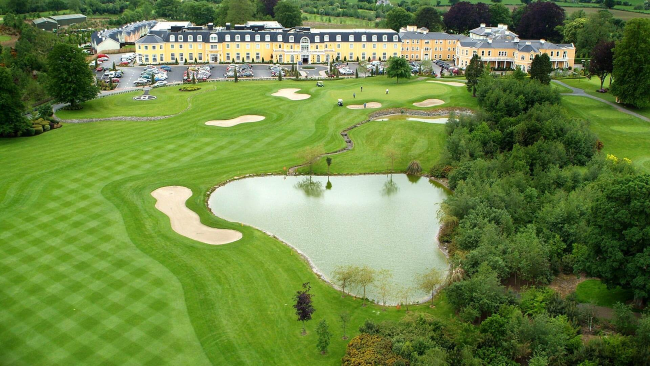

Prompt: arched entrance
xmin=300 ymin=37 xmax=310 ymax=64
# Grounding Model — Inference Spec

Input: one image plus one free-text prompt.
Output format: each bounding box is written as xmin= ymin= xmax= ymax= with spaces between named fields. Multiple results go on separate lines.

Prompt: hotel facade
xmin=135 ymin=21 xmax=575 ymax=71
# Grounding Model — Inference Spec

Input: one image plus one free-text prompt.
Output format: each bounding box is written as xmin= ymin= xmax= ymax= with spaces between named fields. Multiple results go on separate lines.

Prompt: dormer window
xmin=393 ymin=35 xmax=398 ymax=42
xmin=188 ymin=35 xmax=193 ymax=42
xmin=225 ymin=35 xmax=230 ymax=41
xmin=170 ymin=35 xmax=175 ymax=42
xmin=315 ymin=36 xmax=320 ymax=42
xmin=178 ymin=35 xmax=183 ymax=42
xmin=255 ymin=34 xmax=260 ymax=41
xmin=362 ymin=35 xmax=366 ymax=41
xmin=235 ymin=35 xmax=240 ymax=41
xmin=383 ymin=35 xmax=387 ymax=41
xmin=278 ymin=35 xmax=282 ymax=41
xmin=197 ymin=35 xmax=202 ymax=42
xmin=372 ymin=35 xmax=377 ymax=42
xmin=324 ymin=35 xmax=329 ymax=41
xmin=348 ymin=35 xmax=353 ymax=41
xmin=289 ymin=36 xmax=294 ymax=42
xmin=245 ymin=35 xmax=250 ymax=41
xmin=336 ymin=35 xmax=341 ymax=41
xmin=265 ymin=35 xmax=270 ymax=41
xmin=210 ymin=34 xmax=218 ymax=42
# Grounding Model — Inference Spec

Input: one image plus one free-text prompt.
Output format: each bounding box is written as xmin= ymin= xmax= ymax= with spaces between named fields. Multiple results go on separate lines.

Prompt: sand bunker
xmin=272 ymin=88 xmax=311 ymax=100
xmin=427 ymin=81 xmax=465 ymax=87
xmin=407 ymin=117 xmax=448 ymax=124
xmin=347 ymin=102 xmax=382 ymax=109
xmin=205 ymin=115 xmax=265 ymax=127
xmin=413 ymin=99 xmax=445 ymax=107
xmin=151 ymin=186 xmax=242 ymax=245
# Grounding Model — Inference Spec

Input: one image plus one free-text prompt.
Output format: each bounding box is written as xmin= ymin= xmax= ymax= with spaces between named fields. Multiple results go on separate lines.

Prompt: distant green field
xmin=575 ymin=279 xmax=634 ymax=307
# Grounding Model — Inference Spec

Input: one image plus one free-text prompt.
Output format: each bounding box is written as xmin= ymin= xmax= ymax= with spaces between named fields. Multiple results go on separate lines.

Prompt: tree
xmin=217 ymin=0 xmax=254 ymax=26
xmin=0 ymin=67 xmax=30 ymax=136
xmin=299 ymin=146 xmax=324 ymax=175
xmin=315 ymin=320 xmax=332 ymax=354
xmin=260 ymin=0 xmax=279 ymax=16
xmin=155 ymin=0 xmax=180 ymax=18
xmin=529 ymin=53 xmax=552 ymax=85
xmin=325 ymin=157 xmax=332 ymax=175
xmin=46 ymin=44 xmax=99 ymax=109
xmin=384 ymin=148 xmax=400 ymax=173
xmin=562 ymin=17 xmax=587 ymax=45
xmin=417 ymin=268 xmax=442 ymax=306
xmin=274 ymin=2 xmax=302 ymax=28
xmin=375 ymin=269 xmax=393 ymax=307
xmin=386 ymin=56 xmax=411 ymax=83
xmin=293 ymin=282 xmax=315 ymax=335
xmin=234 ymin=67 xmax=238 ymax=82
xmin=611 ymin=19 xmax=650 ymax=108
xmin=576 ymin=12 xmax=616 ymax=55
xmin=516 ymin=2 xmax=565 ymax=42
xmin=358 ymin=60 xmax=368 ymax=77
xmin=414 ymin=6 xmax=443 ymax=32
xmin=399 ymin=286 xmax=414 ymax=311
xmin=605 ymin=0 xmax=616 ymax=8
xmin=489 ymin=4 xmax=512 ymax=27
xmin=589 ymin=40 xmax=614 ymax=91
xmin=355 ymin=266 xmax=375 ymax=306
xmin=420 ymin=59 xmax=434 ymax=75
xmin=181 ymin=1 xmax=216 ymax=26
xmin=339 ymin=311 xmax=351 ymax=339
xmin=332 ymin=265 xmax=359 ymax=296
xmin=386 ymin=7 xmax=414 ymax=32
xmin=444 ymin=2 xmax=491 ymax=34
xmin=465 ymin=54 xmax=483 ymax=97
xmin=583 ymin=174 xmax=650 ymax=301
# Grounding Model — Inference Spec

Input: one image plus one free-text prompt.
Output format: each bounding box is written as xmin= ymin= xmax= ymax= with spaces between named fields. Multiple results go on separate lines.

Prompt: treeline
xmin=343 ymin=74 xmax=650 ymax=365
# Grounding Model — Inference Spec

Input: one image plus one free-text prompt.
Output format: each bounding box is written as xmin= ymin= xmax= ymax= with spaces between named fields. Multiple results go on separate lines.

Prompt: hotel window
xmin=246 ymin=53 xmax=250 ymax=61
xmin=265 ymin=35 xmax=270 ymax=41
xmin=394 ymin=44 xmax=397 ymax=49
xmin=198 ymin=53 xmax=202 ymax=61
xmin=171 ymin=53 xmax=175 ymax=61
xmin=189 ymin=53 xmax=194 ymax=61
xmin=481 ymin=50 xmax=484 ymax=56
xmin=383 ymin=35 xmax=387 ymax=41
xmin=210 ymin=44 xmax=218 ymax=50
xmin=348 ymin=35 xmax=353 ymax=41
xmin=349 ymin=43 xmax=353 ymax=48
xmin=160 ymin=54 xmax=164 ymax=62
xmin=255 ymin=34 xmax=260 ymax=41
xmin=152 ymin=45 xmax=156 ymax=50
xmin=226 ymin=44 xmax=230 ymax=49
xmin=337 ymin=44 xmax=341 ymax=49
xmin=361 ymin=52 xmax=366 ymax=60
xmin=266 ymin=43 xmax=270 ymax=49
xmin=336 ymin=35 xmax=341 ymax=41
xmin=361 ymin=35 xmax=366 ymax=41
xmin=487 ymin=51 xmax=491 ymax=56
xmin=234 ymin=35 xmax=239 ymax=41
xmin=372 ymin=35 xmax=377 ymax=42
xmin=521 ymin=55 xmax=525 ymax=60
xmin=189 ymin=44 xmax=193 ymax=49
xmin=226 ymin=53 xmax=231 ymax=61
xmin=362 ymin=44 xmax=366 ymax=49
xmin=160 ymin=45 xmax=164 ymax=50
xmin=315 ymin=36 xmax=320 ymax=42
xmin=563 ymin=51 xmax=567 ymax=58
xmin=349 ymin=52 xmax=353 ymax=59
xmin=289 ymin=36 xmax=294 ymax=42
xmin=278 ymin=35 xmax=282 ymax=41
xmin=236 ymin=44 xmax=240 ymax=49
xmin=256 ymin=44 xmax=260 ymax=49
xmin=210 ymin=34 xmax=217 ymax=42
xmin=188 ymin=35 xmax=193 ymax=42
xmin=245 ymin=35 xmax=250 ymax=41
xmin=152 ymin=55 xmax=157 ymax=63
xmin=138 ymin=45 xmax=141 ymax=50
xmin=324 ymin=35 xmax=329 ymax=41
xmin=393 ymin=35 xmax=398 ymax=41
xmin=256 ymin=52 xmax=260 ymax=60
xmin=336 ymin=52 xmax=340 ymax=59
xmin=170 ymin=35 xmax=175 ymax=42
xmin=246 ymin=44 xmax=250 ymax=49
xmin=225 ymin=35 xmax=230 ymax=41
xmin=198 ymin=35 xmax=202 ymax=42
xmin=144 ymin=45 xmax=148 ymax=50
xmin=373 ymin=44 xmax=376 ymax=49
xmin=198 ymin=44 xmax=202 ymax=49
xmin=383 ymin=44 xmax=387 ymax=49
xmin=144 ymin=55 xmax=149 ymax=63
xmin=372 ymin=52 xmax=376 ymax=59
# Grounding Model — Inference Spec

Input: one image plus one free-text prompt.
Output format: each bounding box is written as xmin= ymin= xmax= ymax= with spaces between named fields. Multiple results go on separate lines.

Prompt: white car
xmin=153 ymin=81 xmax=167 ymax=88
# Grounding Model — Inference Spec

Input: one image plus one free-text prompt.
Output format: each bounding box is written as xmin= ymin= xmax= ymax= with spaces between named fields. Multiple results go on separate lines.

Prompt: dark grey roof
xmin=136 ymin=34 xmax=165 ymax=44
xmin=399 ymin=31 xmax=464 ymax=41
xmin=92 ymin=20 xmax=157 ymax=46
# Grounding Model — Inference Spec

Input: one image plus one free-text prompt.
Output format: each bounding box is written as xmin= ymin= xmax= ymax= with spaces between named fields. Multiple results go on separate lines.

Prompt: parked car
xmin=153 ymin=81 xmax=167 ymax=88
xmin=134 ymin=78 xmax=150 ymax=86
xmin=96 ymin=54 xmax=109 ymax=59
xmin=160 ymin=65 xmax=172 ymax=72
xmin=154 ymin=74 xmax=168 ymax=82
xmin=111 ymin=78 xmax=120 ymax=83
xmin=119 ymin=61 xmax=130 ymax=66
xmin=96 ymin=66 xmax=104 ymax=72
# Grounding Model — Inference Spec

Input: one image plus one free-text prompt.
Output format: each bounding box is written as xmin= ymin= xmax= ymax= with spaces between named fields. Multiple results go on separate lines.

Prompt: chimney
xmin=488 ymin=39 xmax=492 ymax=44
xmin=207 ymin=23 xmax=214 ymax=30
xmin=480 ymin=23 xmax=486 ymax=28
xmin=225 ymin=23 xmax=231 ymax=30
xmin=525 ymin=41 xmax=531 ymax=45
xmin=540 ymin=39 xmax=545 ymax=44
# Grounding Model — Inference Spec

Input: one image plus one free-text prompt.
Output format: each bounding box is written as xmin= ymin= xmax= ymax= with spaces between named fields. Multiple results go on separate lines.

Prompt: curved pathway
xmin=287 ymin=107 xmax=473 ymax=175
xmin=552 ymin=80 xmax=649 ymax=122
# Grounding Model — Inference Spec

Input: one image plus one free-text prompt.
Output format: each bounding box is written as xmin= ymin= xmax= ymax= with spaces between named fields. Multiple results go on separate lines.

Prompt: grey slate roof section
xmin=399 ymin=31 xmax=464 ymax=41
xmin=92 ymin=20 xmax=157 ymax=47
xmin=136 ymin=34 xmax=165 ymax=44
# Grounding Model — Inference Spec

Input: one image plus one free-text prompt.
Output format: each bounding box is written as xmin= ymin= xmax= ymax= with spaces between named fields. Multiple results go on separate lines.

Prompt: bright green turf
xmin=551 ymin=82 xmax=572 ymax=94
xmin=575 ymin=279 xmax=634 ymax=307
xmin=0 ymin=34 xmax=11 ymax=42
xmin=0 ymin=77 xmax=473 ymax=365
xmin=561 ymin=77 xmax=650 ymax=119
xmin=55 ymin=86 xmax=194 ymax=119
xmin=561 ymin=96 xmax=650 ymax=172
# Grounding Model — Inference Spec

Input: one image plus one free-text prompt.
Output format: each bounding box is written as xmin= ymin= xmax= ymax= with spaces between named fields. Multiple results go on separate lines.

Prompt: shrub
xmin=430 ymin=163 xmax=452 ymax=178
xmin=25 ymin=128 xmax=35 ymax=136
xmin=33 ymin=126 xmax=43 ymax=135
xmin=179 ymin=86 xmax=201 ymax=91
xmin=43 ymin=124 xmax=50 ymax=131
xmin=406 ymin=160 xmax=422 ymax=175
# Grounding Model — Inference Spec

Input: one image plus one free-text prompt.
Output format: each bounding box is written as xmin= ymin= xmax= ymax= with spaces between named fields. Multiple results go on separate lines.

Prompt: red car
xmin=111 ymin=78 xmax=120 ymax=83
xmin=96 ymin=54 xmax=108 ymax=58
xmin=96 ymin=66 xmax=104 ymax=72
xmin=119 ymin=61 xmax=129 ymax=66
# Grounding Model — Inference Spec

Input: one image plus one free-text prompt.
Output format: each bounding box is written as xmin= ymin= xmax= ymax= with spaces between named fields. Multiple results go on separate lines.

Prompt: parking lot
xmin=92 ymin=53 xmax=337 ymax=92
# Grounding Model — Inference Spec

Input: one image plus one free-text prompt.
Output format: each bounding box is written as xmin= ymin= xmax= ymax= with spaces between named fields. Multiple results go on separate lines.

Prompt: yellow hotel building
xmin=135 ymin=21 xmax=575 ymax=71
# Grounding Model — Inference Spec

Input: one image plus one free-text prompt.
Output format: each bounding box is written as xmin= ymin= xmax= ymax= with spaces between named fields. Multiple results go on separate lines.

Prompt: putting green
xmin=0 ymin=77 xmax=472 ymax=364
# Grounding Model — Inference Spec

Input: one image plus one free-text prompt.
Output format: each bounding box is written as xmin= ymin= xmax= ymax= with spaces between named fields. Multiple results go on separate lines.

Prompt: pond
xmin=208 ymin=174 xmax=448 ymax=304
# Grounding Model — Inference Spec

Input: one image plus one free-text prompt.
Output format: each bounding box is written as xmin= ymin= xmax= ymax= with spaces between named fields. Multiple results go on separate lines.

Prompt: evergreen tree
xmin=465 ymin=54 xmax=484 ymax=97
xmin=0 ymin=67 xmax=30 ymax=136
xmin=529 ymin=53 xmax=552 ymax=85
xmin=611 ymin=19 xmax=650 ymax=107
xmin=315 ymin=320 xmax=332 ymax=354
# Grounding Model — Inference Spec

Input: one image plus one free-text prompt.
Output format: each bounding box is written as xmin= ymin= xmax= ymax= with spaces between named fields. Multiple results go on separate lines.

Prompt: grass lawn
xmin=0 ymin=34 xmax=10 ymax=42
xmin=0 ymin=77 xmax=470 ymax=365
xmin=561 ymin=96 xmax=650 ymax=172
xmin=552 ymin=82 xmax=573 ymax=94
xmin=575 ymin=279 xmax=634 ymax=307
